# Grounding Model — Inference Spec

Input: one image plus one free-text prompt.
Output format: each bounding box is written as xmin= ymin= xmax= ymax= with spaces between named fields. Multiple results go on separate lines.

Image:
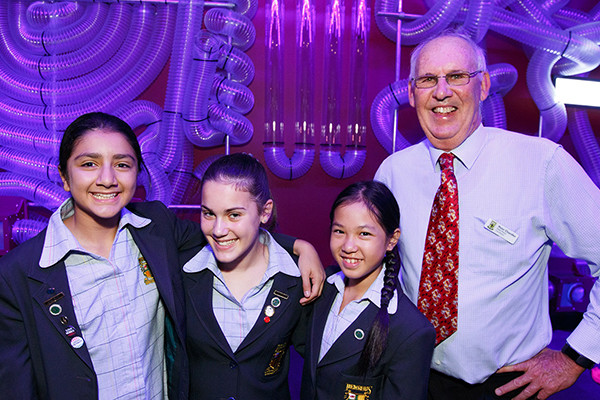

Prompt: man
xmin=375 ymin=31 xmax=599 ymax=399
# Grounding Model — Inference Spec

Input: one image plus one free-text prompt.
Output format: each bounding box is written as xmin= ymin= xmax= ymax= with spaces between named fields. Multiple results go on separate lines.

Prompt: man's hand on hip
xmin=494 ymin=347 xmax=584 ymax=400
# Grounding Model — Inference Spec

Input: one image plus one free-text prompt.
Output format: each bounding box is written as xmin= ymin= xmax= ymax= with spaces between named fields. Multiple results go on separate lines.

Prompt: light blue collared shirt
xmin=40 ymin=198 xmax=167 ymax=400
xmin=319 ymin=267 xmax=398 ymax=362
xmin=183 ymin=229 xmax=300 ymax=351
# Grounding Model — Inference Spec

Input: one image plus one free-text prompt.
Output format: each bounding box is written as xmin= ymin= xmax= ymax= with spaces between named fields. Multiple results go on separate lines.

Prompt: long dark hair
xmin=59 ymin=112 xmax=144 ymax=181
xmin=329 ymin=180 xmax=400 ymax=374
xmin=202 ymin=153 xmax=277 ymax=231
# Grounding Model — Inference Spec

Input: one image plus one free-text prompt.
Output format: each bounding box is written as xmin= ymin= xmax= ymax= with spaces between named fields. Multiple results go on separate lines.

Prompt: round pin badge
xmin=264 ymin=305 xmax=275 ymax=317
xmin=70 ymin=336 xmax=85 ymax=349
xmin=354 ymin=329 xmax=365 ymax=340
xmin=49 ymin=304 xmax=62 ymax=316
xmin=271 ymin=297 xmax=281 ymax=308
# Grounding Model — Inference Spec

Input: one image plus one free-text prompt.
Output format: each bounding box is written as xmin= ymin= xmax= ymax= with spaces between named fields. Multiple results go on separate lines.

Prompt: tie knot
xmin=439 ymin=153 xmax=455 ymax=172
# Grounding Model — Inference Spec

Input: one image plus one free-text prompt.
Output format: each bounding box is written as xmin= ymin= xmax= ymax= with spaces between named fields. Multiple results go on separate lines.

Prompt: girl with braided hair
xmin=301 ymin=180 xmax=435 ymax=400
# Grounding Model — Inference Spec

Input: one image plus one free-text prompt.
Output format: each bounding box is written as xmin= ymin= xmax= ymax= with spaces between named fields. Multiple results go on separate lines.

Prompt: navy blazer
xmin=301 ymin=282 xmax=435 ymax=400
xmin=184 ymin=268 xmax=309 ymax=400
xmin=0 ymin=201 xmax=204 ymax=400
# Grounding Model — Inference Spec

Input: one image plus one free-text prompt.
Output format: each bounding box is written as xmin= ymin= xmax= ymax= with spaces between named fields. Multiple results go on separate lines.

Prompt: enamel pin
xmin=265 ymin=305 xmax=275 ymax=317
xmin=70 ymin=336 xmax=84 ymax=349
xmin=354 ymin=329 xmax=365 ymax=340
xmin=271 ymin=297 xmax=281 ymax=308
xmin=264 ymin=305 xmax=276 ymax=323
xmin=49 ymin=304 xmax=62 ymax=316
xmin=44 ymin=292 xmax=64 ymax=306
xmin=273 ymin=290 xmax=288 ymax=300
xmin=65 ymin=326 xmax=76 ymax=337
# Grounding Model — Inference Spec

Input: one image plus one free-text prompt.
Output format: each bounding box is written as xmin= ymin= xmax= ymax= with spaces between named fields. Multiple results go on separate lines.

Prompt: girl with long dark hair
xmin=301 ymin=180 xmax=435 ymax=400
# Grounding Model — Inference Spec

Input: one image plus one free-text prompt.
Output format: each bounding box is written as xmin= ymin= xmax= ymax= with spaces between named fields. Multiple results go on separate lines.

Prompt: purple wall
xmin=138 ymin=2 xmax=600 ymax=264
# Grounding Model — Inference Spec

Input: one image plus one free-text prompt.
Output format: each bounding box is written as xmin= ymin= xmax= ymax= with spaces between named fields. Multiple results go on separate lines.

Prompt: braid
xmin=356 ymin=250 xmax=399 ymax=375
xmin=381 ymin=250 xmax=398 ymax=309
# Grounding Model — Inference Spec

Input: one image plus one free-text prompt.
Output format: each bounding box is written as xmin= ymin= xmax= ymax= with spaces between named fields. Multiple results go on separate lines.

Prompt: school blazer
xmin=183 ymin=268 xmax=309 ymax=400
xmin=300 ymin=282 xmax=435 ymax=400
xmin=0 ymin=201 xmax=204 ymax=400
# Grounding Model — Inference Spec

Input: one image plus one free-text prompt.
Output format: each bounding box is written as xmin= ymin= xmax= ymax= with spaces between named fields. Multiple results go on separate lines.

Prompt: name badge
xmin=484 ymin=219 xmax=518 ymax=244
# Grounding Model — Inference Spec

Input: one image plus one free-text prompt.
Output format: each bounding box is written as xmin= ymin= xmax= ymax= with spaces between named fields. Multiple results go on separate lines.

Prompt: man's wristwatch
xmin=561 ymin=343 xmax=596 ymax=369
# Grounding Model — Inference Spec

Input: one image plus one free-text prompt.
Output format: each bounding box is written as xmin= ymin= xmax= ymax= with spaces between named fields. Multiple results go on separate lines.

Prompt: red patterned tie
xmin=418 ymin=152 xmax=459 ymax=345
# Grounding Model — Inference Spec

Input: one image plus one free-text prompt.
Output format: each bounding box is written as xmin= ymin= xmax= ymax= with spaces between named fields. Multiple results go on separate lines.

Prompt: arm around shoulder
xmin=271 ymin=232 xmax=325 ymax=304
xmin=131 ymin=201 xmax=206 ymax=252
xmin=292 ymin=238 xmax=325 ymax=305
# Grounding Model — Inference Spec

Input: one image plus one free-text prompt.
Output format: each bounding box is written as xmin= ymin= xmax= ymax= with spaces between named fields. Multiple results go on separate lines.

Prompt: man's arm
xmin=497 ymin=146 xmax=600 ymax=399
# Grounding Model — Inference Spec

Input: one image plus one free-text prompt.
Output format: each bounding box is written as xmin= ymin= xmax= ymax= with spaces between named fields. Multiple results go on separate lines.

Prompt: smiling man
xmin=375 ymin=31 xmax=600 ymax=400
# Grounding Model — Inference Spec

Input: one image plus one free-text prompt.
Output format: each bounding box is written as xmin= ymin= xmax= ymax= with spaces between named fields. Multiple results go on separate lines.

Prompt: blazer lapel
xmin=236 ymin=273 xmax=298 ymax=352
xmin=128 ymin=225 xmax=180 ymax=328
xmin=184 ymin=270 xmax=235 ymax=358
xmin=308 ymin=283 xmax=338 ymax=386
xmin=28 ymin=261 xmax=94 ymax=370
xmin=318 ymin=303 xmax=379 ymax=368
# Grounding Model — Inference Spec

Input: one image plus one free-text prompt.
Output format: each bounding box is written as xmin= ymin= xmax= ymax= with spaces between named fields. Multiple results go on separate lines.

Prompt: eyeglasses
xmin=412 ymin=70 xmax=483 ymax=89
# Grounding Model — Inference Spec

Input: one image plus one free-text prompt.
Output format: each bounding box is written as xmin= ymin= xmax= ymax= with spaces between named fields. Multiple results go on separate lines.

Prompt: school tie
xmin=418 ymin=152 xmax=459 ymax=345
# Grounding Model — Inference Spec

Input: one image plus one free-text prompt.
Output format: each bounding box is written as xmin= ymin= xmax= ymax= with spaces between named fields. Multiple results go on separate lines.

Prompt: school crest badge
xmin=264 ymin=343 xmax=287 ymax=376
xmin=344 ymin=383 xmax=372 ymax=400
xmin=138 ymin=256 xmax=155 ymax=285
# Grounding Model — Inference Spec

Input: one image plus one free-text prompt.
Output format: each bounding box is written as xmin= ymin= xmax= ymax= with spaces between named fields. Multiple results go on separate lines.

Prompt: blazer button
xmin=229 ymin=361 xmax=238 ymax=369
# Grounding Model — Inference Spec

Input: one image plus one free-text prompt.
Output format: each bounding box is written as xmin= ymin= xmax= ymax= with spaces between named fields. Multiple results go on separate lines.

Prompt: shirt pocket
xmin=472 ymin=214 xmax=522 ymax=243
xmin=468 ymin=214 xmax=531 ymax=279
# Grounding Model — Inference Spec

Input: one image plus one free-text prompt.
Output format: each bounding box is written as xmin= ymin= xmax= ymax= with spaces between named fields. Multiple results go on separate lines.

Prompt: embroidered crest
xmin=344 ymin=383 xmax=372 ymax=400
xmin=138 ymin=256 xmax=155 ymax=285
xmin=264 ymin=343 xmax=287 ymax=376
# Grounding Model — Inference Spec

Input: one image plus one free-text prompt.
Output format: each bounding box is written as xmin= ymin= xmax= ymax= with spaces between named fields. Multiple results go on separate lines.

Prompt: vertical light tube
xmin=347 ymin=0 xmax=369 ymax=150
xmin=393 ymin=0 xmax=403 ymax=153
xmin=295 ymin=0 xmax=316 ymax=147
xmin=264 ymin=0 xmax=285 ymax=146
xmin=320 ymin=0 xmax=366 ymax=179
xmin=321 ymin=0 xmax=344 ymax=151
xmin=264 ymin=0 xmax=314 ymax=179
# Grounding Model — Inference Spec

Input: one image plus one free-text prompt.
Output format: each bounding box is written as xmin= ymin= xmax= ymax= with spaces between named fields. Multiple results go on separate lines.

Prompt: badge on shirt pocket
xmin=344 ymin=383 xmax=372 ymax=400
xmin=483 ymin=218 xmax=518 ymax=244
xmin=264 ymin=343 xmax=287 ymax=376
